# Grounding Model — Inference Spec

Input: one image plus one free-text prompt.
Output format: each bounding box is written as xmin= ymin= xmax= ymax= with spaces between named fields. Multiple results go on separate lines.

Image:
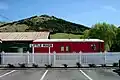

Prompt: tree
xmin=83 ymin=30 xmax=90 ymax=38
xmin=110 ymin=28 xmax=120 ymax=52
xmin=84 ymin=22 xmax=117 ymax=51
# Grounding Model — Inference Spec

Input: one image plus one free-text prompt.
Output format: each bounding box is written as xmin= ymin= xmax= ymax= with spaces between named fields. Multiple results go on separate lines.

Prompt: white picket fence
xmin=1 ymin=52 xmax=120 ymax=66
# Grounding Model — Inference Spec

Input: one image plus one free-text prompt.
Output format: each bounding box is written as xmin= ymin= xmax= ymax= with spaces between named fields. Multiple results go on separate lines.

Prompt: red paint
xmin=32 ymin=41 xmax=104 ymax=53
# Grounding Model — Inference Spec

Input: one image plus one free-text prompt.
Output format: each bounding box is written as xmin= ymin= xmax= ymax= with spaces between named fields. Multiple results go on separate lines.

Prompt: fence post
xmin=79 ymin=51 xmax=82 ymax=64
xmin=32 ymin=47 xmax=34 ymax=64
xmin=27 ymin=51 xmax=29 ymax=65
xmin=2 ymin=51 xmax=5 ymax=65
xmin=104 ymin=51 xmax=107 ymax=64
xmin=48 ymin=47 xmax=51 ymax=65
xmin=53 ymin=51 xmax=56 ymax=67
xmin=119 ymin=59 xmax=120 ymax=68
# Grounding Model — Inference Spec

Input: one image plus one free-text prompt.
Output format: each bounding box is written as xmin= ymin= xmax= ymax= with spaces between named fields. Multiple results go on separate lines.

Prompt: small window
xmin=66 ymin=46 xmax=70 ymax=51
xmin=91 ymin=44 xmax=96 ymax=50
xmin=61 ymin=46 xmax=64 ymax=51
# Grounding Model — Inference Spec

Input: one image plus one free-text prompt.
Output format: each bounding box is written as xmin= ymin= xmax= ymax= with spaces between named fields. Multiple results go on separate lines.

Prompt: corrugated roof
xmin=0 ymin=32 xmax=50 ymax=41
xmin=33 ymin=39 xmax=104 ymax=42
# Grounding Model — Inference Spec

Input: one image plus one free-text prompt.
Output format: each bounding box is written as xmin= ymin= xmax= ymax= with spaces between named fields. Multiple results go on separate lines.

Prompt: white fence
xmin=1 ymin=52 xmax=120 ymax=66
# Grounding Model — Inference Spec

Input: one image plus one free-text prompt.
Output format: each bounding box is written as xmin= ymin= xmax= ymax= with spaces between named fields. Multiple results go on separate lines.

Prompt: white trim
xmin=79 ymin=70 xmax=93 ymax=80
xmin=33 ymin=39 xmax=104 ymax=42
xmin=0 ymin=70 xmax=16 ymax=78
xmin=40 ymin=70 xmax=48 ymax=80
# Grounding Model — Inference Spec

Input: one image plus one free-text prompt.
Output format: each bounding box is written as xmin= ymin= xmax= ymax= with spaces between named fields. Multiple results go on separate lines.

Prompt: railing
xmin=1 ymin=52 xmax=120 ymax=67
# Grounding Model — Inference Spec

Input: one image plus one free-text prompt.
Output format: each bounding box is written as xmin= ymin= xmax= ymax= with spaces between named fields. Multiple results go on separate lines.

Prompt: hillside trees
xmin=83 ymin=22 xmax=118 ymax=51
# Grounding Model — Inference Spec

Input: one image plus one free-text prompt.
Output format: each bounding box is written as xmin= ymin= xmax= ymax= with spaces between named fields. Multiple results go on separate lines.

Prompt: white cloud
xmin=0 ymin=2 xmax=8 ymax=10
xmin=101 ymin=5 xmax=117 ymax=12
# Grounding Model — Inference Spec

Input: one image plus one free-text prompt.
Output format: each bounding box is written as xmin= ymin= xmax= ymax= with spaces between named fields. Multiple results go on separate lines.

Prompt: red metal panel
xmin=70 ymin=42 xmax=100 ymax=53
xmin=33 ymin=41 xmax=104 ymax=53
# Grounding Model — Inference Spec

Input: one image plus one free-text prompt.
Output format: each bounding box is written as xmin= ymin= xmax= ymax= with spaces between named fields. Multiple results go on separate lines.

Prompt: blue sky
xmin=0 ymin=0 xmax=120 ymax=27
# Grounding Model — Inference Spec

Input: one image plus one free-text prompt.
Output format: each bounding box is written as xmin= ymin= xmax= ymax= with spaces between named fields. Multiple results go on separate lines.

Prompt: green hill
xmin=50 ymin=33 xmax=83 ymax=39
xmin=0 ymin=15 xmax=90 ymax=33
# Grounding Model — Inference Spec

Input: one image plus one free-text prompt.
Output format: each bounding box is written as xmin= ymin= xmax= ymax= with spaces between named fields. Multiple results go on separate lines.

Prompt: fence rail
xmin=1 ymin=52 xmax=120 ymax=67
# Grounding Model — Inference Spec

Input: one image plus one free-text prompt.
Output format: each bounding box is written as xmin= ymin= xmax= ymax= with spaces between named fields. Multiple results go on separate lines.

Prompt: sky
xmin=0 ymin=0 xmax=120 ymax=27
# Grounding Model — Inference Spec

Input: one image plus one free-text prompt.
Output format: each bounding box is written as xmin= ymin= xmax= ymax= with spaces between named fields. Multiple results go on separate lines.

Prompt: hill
xmin=0 ymin=21 xmax=6 ymax=26
xmin=0 ymin=15 xmax=90 ymax=33
xmin=50 ymin=33 xmax=83 ymax=39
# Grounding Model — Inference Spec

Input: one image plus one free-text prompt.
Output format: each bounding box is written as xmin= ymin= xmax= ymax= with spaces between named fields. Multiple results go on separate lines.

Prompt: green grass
xmin=50 ymin=33 xmax=83 ymax=39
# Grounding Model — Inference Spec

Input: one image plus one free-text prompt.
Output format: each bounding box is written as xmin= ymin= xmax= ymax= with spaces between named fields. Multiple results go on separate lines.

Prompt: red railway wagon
xmin=31 ymin=39 xmax=104 ymax=53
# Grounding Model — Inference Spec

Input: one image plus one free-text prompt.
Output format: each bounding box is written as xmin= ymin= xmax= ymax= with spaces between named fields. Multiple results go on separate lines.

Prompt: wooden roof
xmin=0 ymin=32 xmax=50 ymax=41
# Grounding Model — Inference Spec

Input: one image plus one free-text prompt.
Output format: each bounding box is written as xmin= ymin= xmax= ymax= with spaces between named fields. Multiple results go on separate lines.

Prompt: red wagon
xmin=31 ymin=39 xmax=104 ymax=53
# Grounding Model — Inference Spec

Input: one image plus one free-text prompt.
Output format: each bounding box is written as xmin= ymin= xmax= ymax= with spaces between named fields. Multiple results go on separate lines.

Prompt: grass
xmin=50 ymin=33 xmax=83 ymax=39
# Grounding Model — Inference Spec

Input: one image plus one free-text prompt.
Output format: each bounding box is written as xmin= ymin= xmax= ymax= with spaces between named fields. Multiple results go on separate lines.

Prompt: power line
xmin=0 ymin=14 xmax=12 ymax=21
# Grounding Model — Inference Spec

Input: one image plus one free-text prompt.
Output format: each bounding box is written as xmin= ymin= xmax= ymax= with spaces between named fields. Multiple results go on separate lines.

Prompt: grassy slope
xmin=50 ymin=33 xmax=83 ymax=39
xmin=0 ymin=15 xmax=90 ymax=33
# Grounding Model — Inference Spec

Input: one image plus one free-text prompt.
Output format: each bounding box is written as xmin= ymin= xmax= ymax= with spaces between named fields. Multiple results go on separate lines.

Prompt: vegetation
xmin=110 ymin=28 xmax=120 ymax=52
xmin=83 ymin=22 xmax=120 ymax=52
xmin=0 ymin=21 xmax=6 ymax=26
xmin=50 ymin=33 xmax=83 ymax=39
xmin=0 ymin=15 xmax=89 ymax=33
